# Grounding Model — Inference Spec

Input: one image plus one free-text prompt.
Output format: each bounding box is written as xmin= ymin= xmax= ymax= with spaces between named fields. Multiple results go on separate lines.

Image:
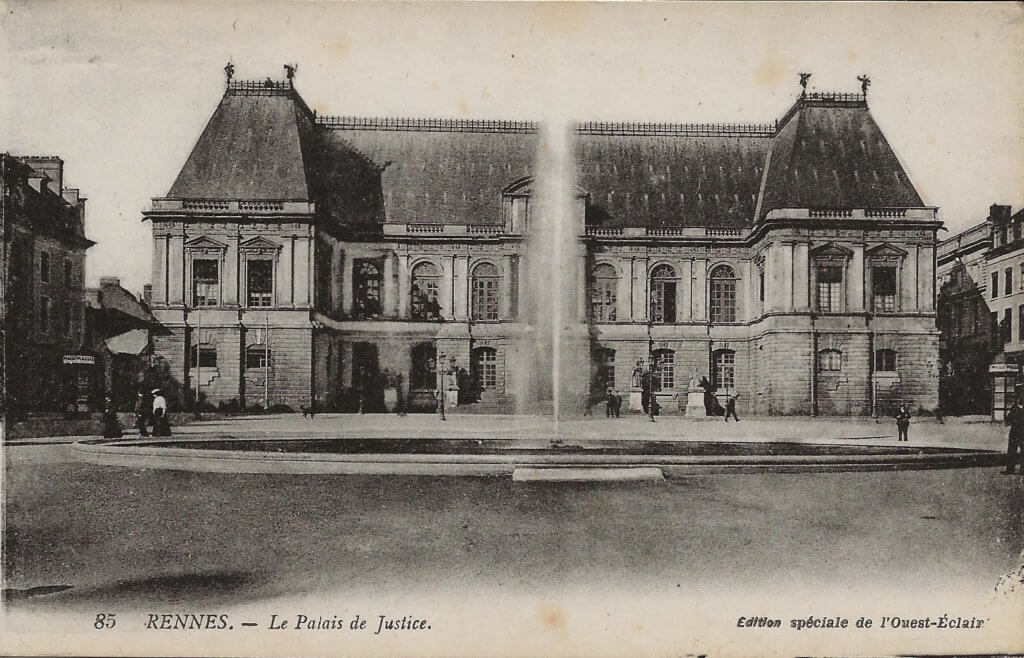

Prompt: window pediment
xmin=810 ymin=242 xmax=853 ymax=261
xmin=185 ymin=236 xmax=228 ymax=253
xmin=239 ymin=236 xmax=282 ymax=253
xmin=866 ymin=242 xmax=908 ymax=262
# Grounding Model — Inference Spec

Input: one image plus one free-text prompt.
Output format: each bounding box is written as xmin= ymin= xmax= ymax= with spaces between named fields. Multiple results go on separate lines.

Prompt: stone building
xmin=938 ymin=204 xmax=1024 ymax=416
xmin=1 ymin=154 xmax=93 ymax=416
xmin=144 ymin=72 xmax=941 ymax=415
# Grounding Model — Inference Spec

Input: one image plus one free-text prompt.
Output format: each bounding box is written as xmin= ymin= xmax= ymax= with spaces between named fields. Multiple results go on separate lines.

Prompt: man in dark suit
xmin=1003 ymin=398 xmax=1024 ymax=474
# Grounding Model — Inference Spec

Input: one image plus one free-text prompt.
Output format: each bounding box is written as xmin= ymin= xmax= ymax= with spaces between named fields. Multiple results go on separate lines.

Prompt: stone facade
xmin=2 ymin=154 xmax=93 ymax=416
xmin=144 ymin=75 xmax=941 ymax=415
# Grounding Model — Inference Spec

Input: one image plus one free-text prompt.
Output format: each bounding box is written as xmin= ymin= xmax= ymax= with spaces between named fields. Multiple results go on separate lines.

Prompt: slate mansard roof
xmin=162 ymin=81 xmax=928 ymax=230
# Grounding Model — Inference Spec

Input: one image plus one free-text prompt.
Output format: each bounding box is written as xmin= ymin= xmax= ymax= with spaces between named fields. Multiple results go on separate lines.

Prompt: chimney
xmin=142 ymin=284 xmax=153 ymax=305
xmin=84 ymin=288 xmax=101 ymax=308
xmin=62 ymin=188 xmax=80 ymax=205
xmin=21 ymin=156 xmax=63 ymax=194
xmin=99 ymin=276 xmax=121 ymax=288
xmin=989 ymin=203 xmax=1012 ymax=225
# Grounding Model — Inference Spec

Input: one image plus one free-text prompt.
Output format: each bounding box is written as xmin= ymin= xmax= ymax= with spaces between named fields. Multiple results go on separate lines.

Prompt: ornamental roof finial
xmin=857 ymin=74 xmax=871 ymax=96
xmin=798 ymin=72 xmax=811 ymax=97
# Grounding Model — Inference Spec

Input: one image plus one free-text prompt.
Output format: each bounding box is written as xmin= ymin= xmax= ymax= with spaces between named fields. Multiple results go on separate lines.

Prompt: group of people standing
xmin=100 ymin=389 xmax=170 ymax=438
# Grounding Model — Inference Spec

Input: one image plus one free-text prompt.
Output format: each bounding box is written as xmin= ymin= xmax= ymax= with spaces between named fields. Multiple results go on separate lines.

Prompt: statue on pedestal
xmin=688 ymin=368 xmax=704 ymax=392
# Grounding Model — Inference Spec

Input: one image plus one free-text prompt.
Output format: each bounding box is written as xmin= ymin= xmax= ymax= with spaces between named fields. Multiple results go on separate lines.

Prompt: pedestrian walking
xmin=1002 ymin=398 xmax=1024 ymax=475
xmin=151 ymin=388 xmax=171 ymax=436
xmin=894 ymin=403 xmax=911 ymax=442
xmin=649 ymin=396 xmax=660 ymax=422
xmin=101 ymin=396 xmax=122 ymax=439
xmin=133 ymin=390 xmax=150 ymax=437
xmin=724 ymin=394 xmax=740 ymax=422
xmin=613 ymin=393 xmax=621 ymax=418
xmin=606 ymin=388 xmax=616 ymax=418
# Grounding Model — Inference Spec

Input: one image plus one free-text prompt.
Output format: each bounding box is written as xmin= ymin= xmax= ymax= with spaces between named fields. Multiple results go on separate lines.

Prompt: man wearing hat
xmin=133 ymin=390 xmax=151 ymax=437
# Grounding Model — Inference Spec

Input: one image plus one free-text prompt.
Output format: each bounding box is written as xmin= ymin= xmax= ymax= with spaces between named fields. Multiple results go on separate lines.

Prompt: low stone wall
xmin=4 ymin=412 xmax=231 ymax=440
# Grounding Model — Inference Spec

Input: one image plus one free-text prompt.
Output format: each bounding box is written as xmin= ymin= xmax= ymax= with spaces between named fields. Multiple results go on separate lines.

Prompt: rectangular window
xmin=472 ymin=279 xmax=500 ymax=321
xmin=871 ymin=266 xmax=897 ymax=313
xmin=192 ymin=259 xmax=219 ymax=307
xmin=1004 ymin=308 xmax=1013 ymax=344
xmin=715 ymin=352 xmax=736 ymax=390
xmin=816 ymin=265 xmax=843 ymax=312
xmin=246 ymin=260 xmax=273 ymax=307
xmin=992 ymin=271 xmax=999 ymax=299
xmin=190 ymin=346 xmax=218 ymax=368
xmin=759 ymin=271 xmax=765 ymax=303
xmin=818 ymin=349 xmax=842 ymax=371
xmin=245 ymin=346 xmax=269 ymax=369
xmin=39 ymin=295 xmax=50 ymax=333
xmin=652 ymin=351 xmax=675 ymax=391
xmin=875 ymin=349 xmax=897 ymax=372
xmin=1006 ymin=267 xmax=1013 ymax=296
xmin=39 ymin=251 xmax=50 ymax=283
xmin=1018 ymin=305 xmax=1024 ymax=341
xmin=591 ymin=280 xmax=617 ymax=321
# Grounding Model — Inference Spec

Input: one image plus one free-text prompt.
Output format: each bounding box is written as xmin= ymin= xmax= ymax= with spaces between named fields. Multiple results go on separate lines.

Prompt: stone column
xmin=453 ymin=256 xmax=469 ymax=320
xmin=781 ymin=242 xmax=794 ymax=311
xmin=679 ymin=259 xmax=693 ymax=321
xmin=441 ymin=255 xmax=455 ymax=320
xmin=692 ymin=258 xmax=707 ymax=320
xmin=742 ymin=258 xmax=753 ymax=321
xmin=633 ymin=257 xmax=649 ymax=322
xmin=341 ymin=252 xmax=353 ymax=315
xmin=793 ymin=242 xmax=810 ymax=311
xmin=153 ymin=234 xmax=168 ymax=305
xmin=383 ymin=251 xmax=397 ymax=317
xmin=224 ymin=235 xmax=239 ymax=306
xmin=849 ymin=244 xmax=865 ymax=312
xmin=501 ymin=254 xmax=513 ymax=320
xmin=168 ymin=234 xmax=184 ymax=306
xmin=397 ymin=253 xmax=410 ymax=319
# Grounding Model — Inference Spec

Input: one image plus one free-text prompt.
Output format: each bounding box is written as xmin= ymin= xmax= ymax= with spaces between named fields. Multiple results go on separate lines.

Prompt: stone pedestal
xmin=629 ymin=390 xmax=644 ymax=412
xmin=685 ymin=388 xmax=706 ymax=418
xmin=444 ymin=388 xmax=459 ymax=409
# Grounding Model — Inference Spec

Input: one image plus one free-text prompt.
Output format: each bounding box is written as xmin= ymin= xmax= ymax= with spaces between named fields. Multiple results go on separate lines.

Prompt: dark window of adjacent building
xmin=992 ymin=271 xmax=999 ymax=299
xmin=39 ymin=251 xmax=50 ymax=283
xmin=714 ymin=349 xmax=736 ymax=390
xmin=871 ymin=266 xmax=897 ymax=313
xmin=649 ymin=264 xmax=677 ymax=324
xmin=759 ymin=270 xmax=765 ymax=303
xmin=1018 ymin=305 xmax=1024 ymax=341
xmin=818 ymin=349 xmax=842 ymax=372
xmin=875 ymin=349 xmax=897 ymax=372
xmin=1004 ymin=308 xmax=1013 ymax=344
xmin=190 ymin=345 xmax=217 ymax=368
xmin=651 ymin=349 xmax=675 ymax=392
xmin=992 ymin=311 xmax=1001 ymax=348
xmin=472 ymin=346 xmax=498 ymax=389
xmin=594 ymin=347 xmax=615 ymax=391
xmin=1006 ymin=267 xmax=1013 ymax=296
xmin=352 ymin=260 xmax=382 ymax=319
xmin=816 ymin=265 xmax=843 ymax=312
xmin=411 ymin=262 xmax=441 ymax=320
xmin=591 ymin=264 xmax=618 ymax=322
xmin=471 ymin=262 xmax=501 ymax=321
xmin=410 ymin=343 xmax=437 ymax=389
xmin=245 ymin=344 xmax=270 ymax=369
xmin=710 ymin=265 xmax=738 ymax=323
xmin=39 ymin=295 xmax=50 ymax=333
xmin=192 ymin=259 xmax=219 ymax=307
xmin=246 ymin=259 xmax=273 ymax=307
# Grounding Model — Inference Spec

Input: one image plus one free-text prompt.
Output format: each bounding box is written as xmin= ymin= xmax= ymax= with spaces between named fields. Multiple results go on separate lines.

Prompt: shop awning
xmin=104 ymin=329 xmax=149 ymax=355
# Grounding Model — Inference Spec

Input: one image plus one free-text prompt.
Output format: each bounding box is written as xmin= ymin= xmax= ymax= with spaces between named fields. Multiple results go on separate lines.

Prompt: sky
xmin=4 ymin=1 xmax=1023 ymax=295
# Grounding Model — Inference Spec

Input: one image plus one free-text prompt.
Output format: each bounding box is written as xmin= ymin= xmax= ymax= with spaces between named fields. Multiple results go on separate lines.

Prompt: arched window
xmin=471 ymin=262 xmax=501 ymax=321
xmin=411 ymin=262 xmax=441 ymax=320
xmin=818 ymin=349 xmax=842 ymax=372
xmin=714 ymin=349 xmax=736 ymax=390
xmin=472 ymin=346 xmax=498 ymax=388
xmin=591 ymin=264 xmax=618 ymax=321
xmin=651 ymin=349 xmax=675 ymax=392
xmin=245 ymin=344 xmax=270 ymax=369
xmin=410 ymin=342 xmax=437 ymax=389
xmin=875 ymin=349 xmax=897 ymax=372
xmin=709 ymin=265 xmax=737 ymax=323
xmin=650 ymin=264 xmax=677 ymax=324
xmin=352 ymin=260 xmax=382 ymax=319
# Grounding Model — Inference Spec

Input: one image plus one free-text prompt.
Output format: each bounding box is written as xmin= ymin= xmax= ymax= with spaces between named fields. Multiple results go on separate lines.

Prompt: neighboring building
xmin=144 ymin=71 xmax=941 ymax=415
xmin=1 ymin=154 xmax=94 ymax=417
xmin=936 ymin=218 xmax=994 ymax=415
xmin=84 ymin=277 xmax=161 ymax=411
